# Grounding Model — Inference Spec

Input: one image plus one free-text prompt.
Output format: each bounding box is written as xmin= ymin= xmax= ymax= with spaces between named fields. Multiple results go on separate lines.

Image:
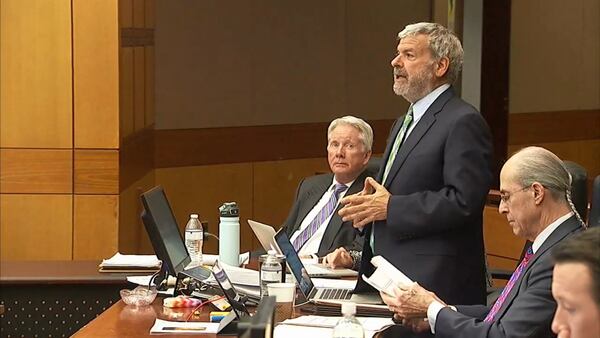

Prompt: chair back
xmin=588 ymin=175 xmax=600 ymax=227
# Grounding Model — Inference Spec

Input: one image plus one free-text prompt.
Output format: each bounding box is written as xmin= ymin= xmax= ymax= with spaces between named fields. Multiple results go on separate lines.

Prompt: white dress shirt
xmin=426 ymin=211 xmax=574 ymax=333
xmin=289 ymin=178 xmax=352 ymax=256
xmin=405 ymin=83 xmax=450 ymax=138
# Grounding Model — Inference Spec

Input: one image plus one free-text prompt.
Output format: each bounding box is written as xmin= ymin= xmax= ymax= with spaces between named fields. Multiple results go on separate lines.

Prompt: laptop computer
xmin=248 ymin=219 xmax=358 ymax=278
xmin=274 ymin=229 xmax=382 ymax=304
xmin=212 ymin=260 xmax=250 ymax=319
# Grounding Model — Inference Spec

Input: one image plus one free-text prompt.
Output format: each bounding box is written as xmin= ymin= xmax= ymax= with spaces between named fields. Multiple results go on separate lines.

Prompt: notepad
xmin=150 ymin=319 xmax=220 ymax=334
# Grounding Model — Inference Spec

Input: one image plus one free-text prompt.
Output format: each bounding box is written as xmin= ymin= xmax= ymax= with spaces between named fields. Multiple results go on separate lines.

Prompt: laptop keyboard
xmin=321 ymin=288 xmax=352 ymax=300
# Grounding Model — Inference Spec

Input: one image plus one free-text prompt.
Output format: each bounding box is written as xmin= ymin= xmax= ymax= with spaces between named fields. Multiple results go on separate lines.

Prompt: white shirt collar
xmin=532 ymin=212 xmax=573 ymax=253
xmin=332 ymin=177 xmax=353 ymax=190
xmin=411 ymin=83 xmax=451 ymax=124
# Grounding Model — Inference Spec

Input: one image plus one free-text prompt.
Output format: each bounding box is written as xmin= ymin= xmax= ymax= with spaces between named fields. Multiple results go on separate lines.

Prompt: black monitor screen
xmin=140 ymin=186 xmax=190 ymax=276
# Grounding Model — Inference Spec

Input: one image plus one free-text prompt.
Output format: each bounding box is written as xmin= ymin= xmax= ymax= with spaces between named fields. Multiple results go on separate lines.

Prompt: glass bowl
xmin=120 ymin=286 xmax=157 ymax=306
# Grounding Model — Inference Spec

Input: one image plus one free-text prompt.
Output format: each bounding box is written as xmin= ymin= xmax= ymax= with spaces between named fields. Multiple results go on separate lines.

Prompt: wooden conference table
xmin=74 ymin=259 xmax=310 ymax=337
xmin=72 ymin=293 xmax=295 ymax=337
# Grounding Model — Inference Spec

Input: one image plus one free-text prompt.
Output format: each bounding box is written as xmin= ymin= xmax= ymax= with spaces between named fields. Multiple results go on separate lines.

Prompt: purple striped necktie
xmin=292 ymin=183 xmax=348 ymax=251
xmin=484 ymin=247 xmax=534 ymax=322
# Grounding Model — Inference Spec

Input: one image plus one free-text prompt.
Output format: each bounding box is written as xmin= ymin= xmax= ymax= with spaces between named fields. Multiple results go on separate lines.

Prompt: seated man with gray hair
xmin=380 ymin=146 xmax=585 ymax=338
xmin=281 ymin=116 xmax=375 ymax=257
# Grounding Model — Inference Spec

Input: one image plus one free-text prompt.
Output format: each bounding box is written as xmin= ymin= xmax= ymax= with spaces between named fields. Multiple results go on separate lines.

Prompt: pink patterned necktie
xmin=484 ymin=247 xmax=534 ymax=322
xmin=292 ymin=183 xmax=347 ymax=251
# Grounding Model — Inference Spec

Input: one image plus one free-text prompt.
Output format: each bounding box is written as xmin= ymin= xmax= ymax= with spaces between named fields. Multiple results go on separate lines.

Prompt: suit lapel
xmin=318 ymin=171 xmax=366 ymax=252
xmin=288 ymin=175 xmax=332 ymax=235
xmin=495 ymin=216 xmax=581 ymax=319
xmin=382 ymin=88 xmax=454 ymax=188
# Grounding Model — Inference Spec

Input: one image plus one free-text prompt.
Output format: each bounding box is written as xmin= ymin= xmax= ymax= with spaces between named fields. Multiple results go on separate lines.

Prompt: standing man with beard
xmin=338 ymin=22 xmax=493 ymax=309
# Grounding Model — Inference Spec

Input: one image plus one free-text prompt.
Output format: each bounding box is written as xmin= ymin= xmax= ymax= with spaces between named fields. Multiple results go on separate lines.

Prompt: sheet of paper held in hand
xmin=150 ymin=319 xmax=220 ymax=334
xmin=362 ymin=255 xmax=413 ymax=296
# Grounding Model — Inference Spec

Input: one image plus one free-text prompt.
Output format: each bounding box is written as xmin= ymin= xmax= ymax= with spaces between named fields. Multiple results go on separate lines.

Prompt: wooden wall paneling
xmin=252 ymin=158 xmax=330 ymax=228
xmin=120 ymin=126 xmax=154 ymax=192
xmin=155 ymin=163 xmax=254 ymax=254
xmin=144 ymin=46 xmax=155 ymax=128
xmin=133 ymin=46 xmax=146 ymax=131
xmin=0 ymin=0 xmax=72 ymax=148
xmin=74 ymin=150 xmax=119 ymax=194
xmin=119 ymin=171 xmax=155 ymax=254
xmin=133 ymin=0 xmax=145 ymax=28
xmin=0 ymin=149 xmax=72 ymax=194
xmin=508 ymin=109 xmax=600 ymax=145
xmin=73 ymin=195 xmax=119 ymax=259
xmin=119 ymin=0 xmax=133 ymax=28
xmin=120 ymin=47 xmax=135 ymax=139
xmin=144 ymin=0 xmax=155 ymax=28
xmin=154 ymin=119 xmax=394 ymax=168
xmin=0 ymin=194 xmax=72 ymax=260
xmin=508 ymin=140 xmax=600 ymax=180
xmin=482 ymin=205 xmax=525 ymax=262
xmin=73 ymin=0 xmax=119 ymax=149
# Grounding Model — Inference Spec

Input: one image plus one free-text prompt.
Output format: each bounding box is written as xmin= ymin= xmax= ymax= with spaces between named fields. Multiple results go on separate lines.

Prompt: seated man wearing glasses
xmin=380 ymin=146 xmax=586 ymax=338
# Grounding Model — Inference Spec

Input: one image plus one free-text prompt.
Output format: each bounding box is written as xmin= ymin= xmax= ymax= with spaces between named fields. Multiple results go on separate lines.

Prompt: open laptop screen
xmin=274 ymin=229 xmax=314 ymax=297
xmin=212 ymin=261 xmax=250 ymax=318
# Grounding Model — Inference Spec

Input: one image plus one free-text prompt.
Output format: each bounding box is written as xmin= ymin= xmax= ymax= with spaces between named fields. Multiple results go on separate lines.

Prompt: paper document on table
xmin=205 ymin=262 xmax=259 ymax=287
xmin=275 ymin=316 xmax=393 ymax=338
xmin=362 ymin=255 xmax=413 ymax=296
xmin=202 ymin=252 xmax=250 ymax=266
xmin=99 ymin=252 xmax=161 ymax=271
xmin=281 ymin=315 xmax=394 ymax=331
xmin=126 ymin=275 xmax=155 ymax=286
xmin=150 ymin=318 xmax=219 ymax=334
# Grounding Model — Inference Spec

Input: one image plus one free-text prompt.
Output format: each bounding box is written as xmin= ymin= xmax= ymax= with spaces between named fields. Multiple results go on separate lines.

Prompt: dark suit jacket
xmin=356 ymin=87 xmax=493 ymax=306
xmin=282 ymin=169 xmax=373 ymax=257
xmin=434 ymin=215 xmax=582 ymax=338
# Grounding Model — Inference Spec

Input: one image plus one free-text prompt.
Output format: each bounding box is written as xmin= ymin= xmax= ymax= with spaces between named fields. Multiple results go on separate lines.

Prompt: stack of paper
xmin=204 ymin=262 xmax=261 ymax=299
xmin=275 ymin=315 xmax=394 ymax=337
xmin=99 ymin=252 xmax=161 ymax=272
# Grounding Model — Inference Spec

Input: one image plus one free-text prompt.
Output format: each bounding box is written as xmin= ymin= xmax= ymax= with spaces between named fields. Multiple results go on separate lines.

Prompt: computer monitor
xmin=237 ymin=296 xmax=275 ymax=338
xmin=140 ymin=186 xmax=191 ymax=277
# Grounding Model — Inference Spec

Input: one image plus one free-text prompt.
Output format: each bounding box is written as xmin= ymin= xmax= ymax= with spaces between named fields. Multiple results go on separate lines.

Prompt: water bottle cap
xmin=190 ymin=214 xmax=199 ymax=219
xmin=219 ymin=202 xmax=239 ymax=217
xmin=341 ymin=302 xmax=356 ymax=315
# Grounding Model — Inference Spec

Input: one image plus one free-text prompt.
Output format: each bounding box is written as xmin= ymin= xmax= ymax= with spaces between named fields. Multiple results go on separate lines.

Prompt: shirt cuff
xmin=427 ymin=301 xmax=456 ymax=334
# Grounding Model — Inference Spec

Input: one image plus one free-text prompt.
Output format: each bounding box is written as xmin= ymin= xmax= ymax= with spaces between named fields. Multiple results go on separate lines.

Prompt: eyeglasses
xmin=499 ymin=186 xmax=530 ymax=204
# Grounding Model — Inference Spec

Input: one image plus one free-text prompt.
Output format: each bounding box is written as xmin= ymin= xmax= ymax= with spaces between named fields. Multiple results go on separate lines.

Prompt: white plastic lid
xmin=341 ymin=302 xmax=356 ymax=315
xmin=190 ymin=214 xmax=199 ymax=219
xmin=267 ymin=249 xmax=277 ymax=256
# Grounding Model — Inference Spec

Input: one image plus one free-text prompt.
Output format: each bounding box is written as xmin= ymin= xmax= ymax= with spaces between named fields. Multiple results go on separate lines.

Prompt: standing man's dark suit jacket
xmin=356 ymin=87 xmax=493 ymax=306
xmin=282 ymin=169 xmax=373 ymax=257
xmin=435 ymin=215 xmax=582 ymax=338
